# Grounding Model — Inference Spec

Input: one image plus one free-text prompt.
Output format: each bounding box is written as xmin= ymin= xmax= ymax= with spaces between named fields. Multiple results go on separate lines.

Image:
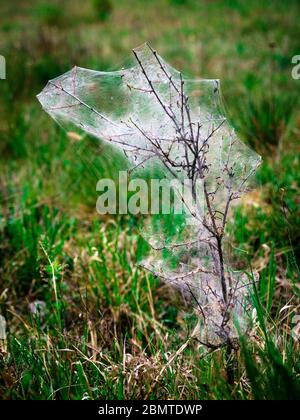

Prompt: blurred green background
xmin=0 ymin=0 xmax=299 ymax=400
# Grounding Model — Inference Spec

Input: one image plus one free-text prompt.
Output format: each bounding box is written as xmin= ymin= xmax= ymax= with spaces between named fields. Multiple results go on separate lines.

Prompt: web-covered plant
xmin=37 ymin=44 xmax=261 ymax=351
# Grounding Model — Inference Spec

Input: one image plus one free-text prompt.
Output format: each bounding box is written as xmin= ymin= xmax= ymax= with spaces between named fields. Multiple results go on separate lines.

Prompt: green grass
xmin=0 ymin=0 xmax=300 ymax=400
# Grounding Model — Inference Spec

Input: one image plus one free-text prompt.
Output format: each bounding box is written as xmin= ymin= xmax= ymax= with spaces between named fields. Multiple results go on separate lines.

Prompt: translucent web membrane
xmin=37 ymin=44 xmax=224 ymax=164
xmin=38 ymin=44 xmax=261 ymax=345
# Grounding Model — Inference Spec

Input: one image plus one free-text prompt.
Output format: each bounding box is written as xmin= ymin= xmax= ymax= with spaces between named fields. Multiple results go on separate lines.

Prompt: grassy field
xmin=0 ymin=0 xmax=300 ymax=399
